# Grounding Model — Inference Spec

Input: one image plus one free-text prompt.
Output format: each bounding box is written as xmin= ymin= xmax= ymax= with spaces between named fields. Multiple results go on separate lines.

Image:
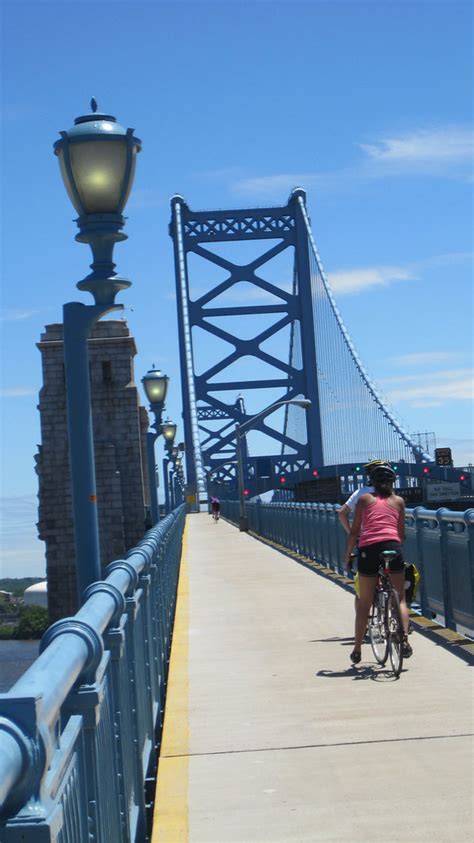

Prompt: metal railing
xmin=0 ymin=505 xmax=186 ymax=842
xmin=221 ymin=500 xmax=474 ymax=633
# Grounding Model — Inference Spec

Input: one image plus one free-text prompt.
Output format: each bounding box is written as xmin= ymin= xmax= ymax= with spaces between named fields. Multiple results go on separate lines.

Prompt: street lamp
xmin=141 ymin=367 xmax=169 ymax=525
xmin=162 ymin=421 xmax=177 ymax=445
xmin=54 ymin=99 xmax=141 ymax=601
xmin=54 ymin=97 xmax=141 ymax=304
xmin=161 ymin=421 xmax=177 ymax=514
xmin=142 ymin=368 xmax=169 ymax=407
xmin=235 ymin=399 xmax=311 ymax=532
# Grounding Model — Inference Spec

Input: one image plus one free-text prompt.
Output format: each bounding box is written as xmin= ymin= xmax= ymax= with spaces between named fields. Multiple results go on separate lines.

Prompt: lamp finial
xmin=90 ymin=97 xmax=98 ymax=113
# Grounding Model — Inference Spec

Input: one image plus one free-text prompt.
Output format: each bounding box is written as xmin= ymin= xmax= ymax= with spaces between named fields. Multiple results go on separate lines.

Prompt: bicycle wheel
xmin=387 ymin=590 xmax=404 ymax=677
xmin=369 ymin=590 xmax=389 ymax=665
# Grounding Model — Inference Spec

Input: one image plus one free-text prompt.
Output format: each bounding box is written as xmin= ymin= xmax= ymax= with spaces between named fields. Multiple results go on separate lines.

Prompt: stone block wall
xmin=36 ymin=320 xmax=149 ymax=622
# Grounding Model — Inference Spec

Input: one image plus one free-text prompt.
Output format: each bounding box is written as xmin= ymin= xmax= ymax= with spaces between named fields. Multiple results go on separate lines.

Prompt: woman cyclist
xmin=211 ymin=497 xmax=221 ymax=521
xmin=344 ymin=464 xmax=413 ymax=665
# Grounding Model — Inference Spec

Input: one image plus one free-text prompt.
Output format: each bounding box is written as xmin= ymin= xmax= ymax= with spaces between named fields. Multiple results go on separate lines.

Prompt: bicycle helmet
xmin=363 ymin=459 xmax=391 ymax=473
xmin=370 ymin=464 xmax=396 ymax=483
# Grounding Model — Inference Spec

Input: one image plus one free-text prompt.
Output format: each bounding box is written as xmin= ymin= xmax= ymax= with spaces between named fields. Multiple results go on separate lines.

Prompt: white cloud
xmin=443 ymin=438 xmax=474 ymax=466
xmin=0 ymin=547 xmax=45 ymax=579
xmin=382 ymin=367 xmax=472 ymax=384
xmin=327 ymin=265 xmax=417 ymax=296
xmin=0 ymin=309 xmax=40 ymax=322
xmin=230 ymin=169 xmax=356 ymax=200
xmin=388 ymin=351 xmax=465 ymax=367
xmin=409 ymin=400 xmax=445 ymax=408
xmin=0 ymin=388 xmax=36 ymax=397
xmin=360 ymin=127 xmax=474 ymax=164
xmin=227 ymin=126 xmax=474 ymax=199
xmin=382 ymin=368 xmax=473 ymax=404
xmin=0 ymin=495 xmax=45 ymax=579
xmin=326 ymin=251 xmax=471 ymax=297
xmin=233 ymin=174 xmax=316 ymax=198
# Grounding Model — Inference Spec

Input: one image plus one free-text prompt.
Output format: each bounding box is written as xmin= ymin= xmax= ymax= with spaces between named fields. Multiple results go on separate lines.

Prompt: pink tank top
xmin=359 ymin=496 xmax=400 ymax=546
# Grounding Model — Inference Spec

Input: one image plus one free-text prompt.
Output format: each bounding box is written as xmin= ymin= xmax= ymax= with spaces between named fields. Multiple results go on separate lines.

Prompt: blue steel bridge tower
xmin=170 ymin=188 xmax=430 ymax=505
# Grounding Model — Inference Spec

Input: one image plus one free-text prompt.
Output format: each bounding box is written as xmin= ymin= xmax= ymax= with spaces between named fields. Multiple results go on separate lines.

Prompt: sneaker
xmin=402 ymin=637 xmax=413 ymax=658
xmin=350 ymin=650 xmax=361 ymax=665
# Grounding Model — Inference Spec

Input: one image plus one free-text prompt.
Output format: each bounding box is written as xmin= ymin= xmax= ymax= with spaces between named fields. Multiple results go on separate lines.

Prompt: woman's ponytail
xmin=372 ymin=477 xmax=393 ymax=498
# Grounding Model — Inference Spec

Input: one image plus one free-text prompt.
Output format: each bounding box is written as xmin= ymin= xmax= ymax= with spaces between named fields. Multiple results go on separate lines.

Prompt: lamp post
xmin=54 ymin=98 xmax=141 ymax=600
xmin=161 ymin=422 xmax=177 ymax=513
xmin=141 ymin=367 xmax=169 ymax=525
xmin=235 ymin=399 xmax=312 ymax=532
xmin=169 ymin=448 xmax=181 ymax=509
xmin=162 ymin=421 xmax=177 ymax=447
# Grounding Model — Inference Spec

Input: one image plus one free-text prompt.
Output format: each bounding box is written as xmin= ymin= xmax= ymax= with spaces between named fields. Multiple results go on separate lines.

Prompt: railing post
xmin=335 ymin=505 xmax=347 ymax=575
xmin=437 ymin=508 xmax=456 ymax=630
xmin=413 ymin=506 xmax=430 ymax=618
xmin=103 ymin=617 xmax=135 ymax=843
xmin=62 ymin=651 xmax=123 ymax=841
xmin=464 ymin=509 xmax=474 ymax=629
xmin=297 ymin=504 xmax=305 ymax=555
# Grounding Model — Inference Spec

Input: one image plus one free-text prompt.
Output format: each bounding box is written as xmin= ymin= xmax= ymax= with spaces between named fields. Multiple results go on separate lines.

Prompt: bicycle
xmin=368 ymin=550 xmax=405 ymax=677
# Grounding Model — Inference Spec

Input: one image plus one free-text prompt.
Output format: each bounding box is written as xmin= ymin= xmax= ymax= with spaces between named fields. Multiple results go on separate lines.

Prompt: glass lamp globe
xmin=142 ymin=368 xmax=169 ymax=407
xmin=162 ymin=421 xmax=177 ymax=443
xmin=54 ymin=98 xmax=141 ymax=216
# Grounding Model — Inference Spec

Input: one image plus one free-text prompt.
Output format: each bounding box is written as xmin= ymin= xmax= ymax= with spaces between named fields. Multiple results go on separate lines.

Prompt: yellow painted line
xmin=152 ymin=522 xmax=189 ymax=843
xmin=433 ymin=628 xmax=467 ymax=642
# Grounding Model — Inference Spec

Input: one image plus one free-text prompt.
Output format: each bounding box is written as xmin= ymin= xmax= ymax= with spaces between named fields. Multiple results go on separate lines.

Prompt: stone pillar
xmin=36 ymin=320 xmax=149 ymax=622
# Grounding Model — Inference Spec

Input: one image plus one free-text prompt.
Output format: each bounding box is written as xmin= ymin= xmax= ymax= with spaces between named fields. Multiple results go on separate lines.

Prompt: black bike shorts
xmin=357 ymin=540 xmax=404 ymax=576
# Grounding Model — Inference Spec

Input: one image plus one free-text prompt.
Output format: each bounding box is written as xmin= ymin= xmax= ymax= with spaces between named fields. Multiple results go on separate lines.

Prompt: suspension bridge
xmin=0 ymin=189 xmax=472 ymax=842
xmin=170 ymin=188 xmax=467 ymax=506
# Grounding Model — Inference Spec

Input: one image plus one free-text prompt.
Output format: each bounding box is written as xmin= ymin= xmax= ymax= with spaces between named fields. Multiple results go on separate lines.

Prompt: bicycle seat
xmin=380 ymin=550 xmax=398 ymax=558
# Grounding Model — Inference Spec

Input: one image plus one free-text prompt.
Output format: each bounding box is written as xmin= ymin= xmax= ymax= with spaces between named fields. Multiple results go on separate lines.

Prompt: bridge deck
xmin=152 ymin=514 xmax=473 ymax=843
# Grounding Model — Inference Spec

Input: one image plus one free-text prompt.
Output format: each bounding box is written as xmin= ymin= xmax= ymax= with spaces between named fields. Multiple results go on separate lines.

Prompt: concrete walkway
xmin=153 ymin=514 xmax=473 ymax=843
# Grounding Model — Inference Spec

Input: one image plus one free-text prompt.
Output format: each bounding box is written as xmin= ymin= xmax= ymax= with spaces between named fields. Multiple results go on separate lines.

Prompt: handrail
xmin=0 ymin=505 xmax=186 ymax=839
xmin=221 ymin=500 xmax=474 ymax=635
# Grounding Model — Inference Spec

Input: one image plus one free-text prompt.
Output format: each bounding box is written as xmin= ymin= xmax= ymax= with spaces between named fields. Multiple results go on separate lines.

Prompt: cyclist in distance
xmin=210 ymin=497 xmax=221 ymax=521
xmin=344 ymin=464 xmax=412 ymax=664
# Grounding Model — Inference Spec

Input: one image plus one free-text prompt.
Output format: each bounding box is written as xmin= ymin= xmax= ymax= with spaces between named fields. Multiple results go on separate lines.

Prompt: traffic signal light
xmin=459 ymin=474 xmax=466 ymax=482
xmin=423 ymin=467 xmax=430 ymax=475
xmin=244 ymin=489 xmax=249 ymax=496
xmin=354 ymin=465 xmax=361 ymax=473
xmin=312 ymin=469 xmax=319 ymax=477
xmin=391 ymin=464 xmax=398 ymax=472
xmin=280 ymin=476 xmax=287 ymax=484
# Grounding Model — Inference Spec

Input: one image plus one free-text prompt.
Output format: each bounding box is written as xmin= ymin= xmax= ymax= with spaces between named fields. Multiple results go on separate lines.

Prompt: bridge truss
xmin=170 ymin=189 xmax=432 ymax=503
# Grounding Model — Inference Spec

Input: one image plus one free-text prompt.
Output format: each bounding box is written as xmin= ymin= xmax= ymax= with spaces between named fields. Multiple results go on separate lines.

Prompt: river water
xmin=0 ymin=640 xmax=40 ymax=692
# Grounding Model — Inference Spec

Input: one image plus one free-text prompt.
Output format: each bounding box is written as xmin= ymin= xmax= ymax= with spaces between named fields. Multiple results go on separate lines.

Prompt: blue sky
xmin=1 ymin=0 xmax=472 ymax=577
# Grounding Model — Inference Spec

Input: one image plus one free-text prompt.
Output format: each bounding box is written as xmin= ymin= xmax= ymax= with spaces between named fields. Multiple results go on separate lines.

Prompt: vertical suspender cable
xmin=172 ymin=200 xmax=207 ymax=505
xmin=297 ymin=194 xmax=431 ymax=464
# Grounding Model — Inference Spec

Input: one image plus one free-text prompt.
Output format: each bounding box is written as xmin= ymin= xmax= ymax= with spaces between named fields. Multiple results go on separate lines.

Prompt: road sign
xmin=434 ymin=447 xmax=453 ymax=466
xmin=426 ymin=482 xmax=461 ymax=501
xmin=295 ymin=477 xmax=340 ymax=502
